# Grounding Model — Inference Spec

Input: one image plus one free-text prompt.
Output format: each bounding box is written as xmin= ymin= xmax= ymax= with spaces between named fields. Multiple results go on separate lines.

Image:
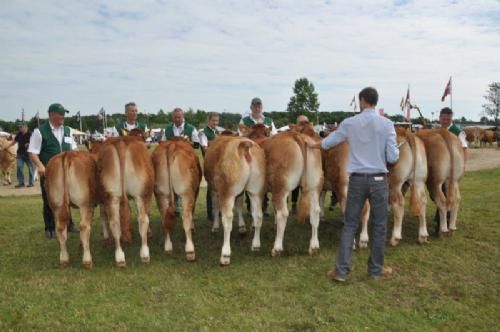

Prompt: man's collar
xmin=49 ymin=121 xmax=62 ymax=130
xmin=175 ymin=122 xmax=185 ymax=129
xmin=250 ymin=113 xmax=263 ymax=122
xmin=362 ymin=108 xmax=375 ymax=114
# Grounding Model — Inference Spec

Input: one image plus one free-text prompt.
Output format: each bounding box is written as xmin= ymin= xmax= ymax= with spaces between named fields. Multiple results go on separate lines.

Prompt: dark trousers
xmin=335 ymin=173 xmax=389 ymax=278
xmin=40 ymin=176 xmax=73 ymax=231
xmin=291 ymin=186 xmax=300 ymax=205
xmin=206 ymin=188 xmax=213 ymax=220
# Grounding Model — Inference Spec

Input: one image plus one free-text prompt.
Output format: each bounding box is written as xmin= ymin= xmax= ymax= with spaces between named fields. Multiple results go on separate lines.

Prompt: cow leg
xmin=319 ymin=190 xmax=326 ymax=221
xmin=433 ymin=184 xmax=449 ymax=234
xmin=220 ymin=196 xmax=235 ymax=265
xmin=54 ymin=207 xmax=70 ymax=267
xmin=235 ymin=193 xmax=247 ymax=235
xmin=247 ymin=191 xmax=263 ymax=251
xmin=99 ymin=203 xmax=111 ymax=244
xmin=358 ymin=200 xmax=370 ymax=248
xmin=136 ymin=196 xmax=151 ymax=263
xmin=157 ymin=193 xmax=175 ymax=254
xmin=80 ymin=207 xmax=93 ymax=269
xmin=308 ymin=188 xmax=321 ymax=254
xmin=182 ymin=195 xmax=196 ymax=261
xmin=107 ymin=196 xmax=126 ymax=267
xmin=416 ymin=183 xmax=429 ymax=244
xmin=272 ymin=191 xmax=289 ymax=257
xmin=389 ymin=186 xmax=404 ymax=247
xmin=211 ymin=191 xmax=221 ymax=233
xmin=448 ymin=184 xmax=461 ymax=233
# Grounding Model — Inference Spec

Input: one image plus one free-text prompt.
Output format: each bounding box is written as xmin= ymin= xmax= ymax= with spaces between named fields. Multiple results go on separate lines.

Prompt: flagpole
xmin=450 ymin=76 xmax=453 ymax=110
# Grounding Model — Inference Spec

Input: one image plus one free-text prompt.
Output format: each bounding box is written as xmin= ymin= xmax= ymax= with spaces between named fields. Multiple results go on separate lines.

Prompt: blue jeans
xmin=335 ymin=173 xmax=389 ymax=278
xmin=16 ymin=155 xmax=34 ymax=186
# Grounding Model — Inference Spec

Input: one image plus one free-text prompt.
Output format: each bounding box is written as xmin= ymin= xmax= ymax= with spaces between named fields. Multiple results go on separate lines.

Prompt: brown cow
xmin=204 ymin=135 xmax=265 ymax=265
xmin=44 ymin=151 xmax=99 ymax=269
xmin=417 ymin=128 xmax=464 ymax=234
xmin=242 ymin=124 xmax=324 ymax=256
xmin=151 ymin=139 xmax=202 ymax=261
xmin=0 ymin=138 xmax=17 ymax=185
xmin=481 ymin=130 xmax=495 ymax=147
xmin=97 ymin=136 xmax=154 ymax=266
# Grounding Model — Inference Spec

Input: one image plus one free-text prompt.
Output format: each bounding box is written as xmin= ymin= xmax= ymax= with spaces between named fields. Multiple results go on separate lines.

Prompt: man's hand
xmin=36 ymin=163 xmax=46 ymax=177
xmin=304 ymin=136 xmax=322 ymax=149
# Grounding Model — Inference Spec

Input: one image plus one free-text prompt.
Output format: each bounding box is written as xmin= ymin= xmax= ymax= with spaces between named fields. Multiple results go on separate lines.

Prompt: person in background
xmin=199 ymin=112 xmax=220 ymax=221
xmin=28 ymin=103 xmax=79 ymax=239
xmin=112 ymin=102 xmax=148 ymax=137
xmin=7 ymin=123 xmax=35 ymax=188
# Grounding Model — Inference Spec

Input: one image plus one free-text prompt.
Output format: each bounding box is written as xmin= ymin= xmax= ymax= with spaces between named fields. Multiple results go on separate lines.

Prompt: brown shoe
xmin=326 ymin=270 xmax=346 ymax=282
xmin=370 ymin=266 xmax=393 ymax=279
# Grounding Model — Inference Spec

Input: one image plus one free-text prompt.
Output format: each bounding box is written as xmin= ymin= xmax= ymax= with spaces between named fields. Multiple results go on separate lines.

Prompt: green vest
xmin=242 ymin=115 xmax=273 ymax=128
xmin=115 ymin=120 xmax=146 ymax=136
xmin=448 ymin=123 xmax=461 ymax=137
xmin=38 ymin=122 xmax=72 ymax=166
xmin=164 ymin=123 xmax=195 ymax=140
xmin=203 ymin=126 xmax=218 ymax=141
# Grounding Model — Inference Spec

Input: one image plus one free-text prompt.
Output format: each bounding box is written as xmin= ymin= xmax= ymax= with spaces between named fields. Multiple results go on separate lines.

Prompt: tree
xmin=286 ymin=77 xmax=320 ymax=124
xmin=482 ymin=82 xmax=500 ymax=124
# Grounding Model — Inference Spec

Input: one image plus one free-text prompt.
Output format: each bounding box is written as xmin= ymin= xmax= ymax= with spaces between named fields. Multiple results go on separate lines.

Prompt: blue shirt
xmin=321 ymin=108 xmax=399 ymax=174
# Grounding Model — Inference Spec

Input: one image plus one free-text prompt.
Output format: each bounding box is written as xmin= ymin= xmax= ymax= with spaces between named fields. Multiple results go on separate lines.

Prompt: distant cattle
xmin=204 ymin=135 xmax=266 ymax=265
xmin=44 ymin=151 xmax=99 ymax=269
xmin=152 ymin=139 xmax=202 ymax=261
xmin=0 ymin=138 xmax=17 ymax=185
xmin=417 ymin=128 xmax=465 ymax=234
xmin=97 ymin=136 xmax=154 ymax=267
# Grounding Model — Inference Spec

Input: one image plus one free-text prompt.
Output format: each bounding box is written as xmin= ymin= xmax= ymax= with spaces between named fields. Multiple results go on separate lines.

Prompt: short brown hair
xmin=208 ymin=112 xmax=219 ymax=120
xmin=440 ymin=107 xmax=453 ymax=115
xmin=125 ymin=102 xmax=136 ymax=111
xmin=359 ymin=87 xmax=378 ymax=106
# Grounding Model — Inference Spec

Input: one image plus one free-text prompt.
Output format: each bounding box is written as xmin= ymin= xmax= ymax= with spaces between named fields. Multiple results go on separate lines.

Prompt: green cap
xmin=48 ymin=103 xmax=69 ymax=115
xmin=251 ymin=97 xmax=262 ymax=106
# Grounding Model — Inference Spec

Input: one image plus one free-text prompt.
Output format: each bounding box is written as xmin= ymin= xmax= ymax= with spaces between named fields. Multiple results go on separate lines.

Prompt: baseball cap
xmin=48 ymin=103 xmax=69 ymax=115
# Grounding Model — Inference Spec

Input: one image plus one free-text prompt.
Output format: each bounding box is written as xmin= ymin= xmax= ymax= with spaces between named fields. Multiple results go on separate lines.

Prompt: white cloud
xmin=0 ymin=0 xmax=499 ymax=121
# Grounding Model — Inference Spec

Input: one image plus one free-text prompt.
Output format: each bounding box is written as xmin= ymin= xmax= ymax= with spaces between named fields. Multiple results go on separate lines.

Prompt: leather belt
xmin=350 ymin=172 xmax=386 ymax=177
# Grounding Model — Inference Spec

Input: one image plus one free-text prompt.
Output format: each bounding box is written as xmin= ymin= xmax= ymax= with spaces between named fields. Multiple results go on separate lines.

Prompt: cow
xmin=204 ymin=135 xmax=265 ymax=265
xmin=416 ymin=128 xmax=465 ymax=235
xmin=44 ymin=151 xmax=99 ymax=269
xmin=242 ymin=124 xmax=324 ymax=256
xmin=481 ymin=130 xmax=496 ymax=147
xmin=97 ymin=136 xmax=154 ymax=267
xmin=151 ymin=139 xmax=202 ymax=261
xmin=0 ymin=138 xmax=17 ymax=185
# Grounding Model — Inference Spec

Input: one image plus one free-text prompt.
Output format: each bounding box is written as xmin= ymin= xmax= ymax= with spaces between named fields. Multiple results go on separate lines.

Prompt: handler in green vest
xmin=199 ymin=112 xmax=220 ymax=221
xmin=162 ymin=107 xmax=200 ymax=148
xmin=239 ymin=97 xmax=278 ymax=136
xmin=434 ymin=107 xmax=468 ymax=235
xmin=28 ymin=103 xmax=79 ymax=239
xmin=111 ymin=102 xmax=147 ymax=137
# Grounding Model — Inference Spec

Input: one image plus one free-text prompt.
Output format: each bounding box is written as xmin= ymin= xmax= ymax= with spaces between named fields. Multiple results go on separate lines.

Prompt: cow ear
xmin=239 ymin=124 xmax=249 ymax=135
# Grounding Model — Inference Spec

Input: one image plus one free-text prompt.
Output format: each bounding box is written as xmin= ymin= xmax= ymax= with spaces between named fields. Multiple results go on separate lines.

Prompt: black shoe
xmin=15 ymin=184 xmax=25 ymax=188
xmin=27 ymin=184 xmax=34 ymax=187
xmin=67 ymin=224 xmax=79 ymax=233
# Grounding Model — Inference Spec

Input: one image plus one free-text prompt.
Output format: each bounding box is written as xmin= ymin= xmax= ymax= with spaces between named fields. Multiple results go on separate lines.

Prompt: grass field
xmin=1 ymin=168 xmax=499 ymax=331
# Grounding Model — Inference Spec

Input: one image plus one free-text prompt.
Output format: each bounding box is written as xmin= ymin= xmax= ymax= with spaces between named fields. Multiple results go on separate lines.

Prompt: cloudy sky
xmin=1 ymin=0 xmax=499 ymax=122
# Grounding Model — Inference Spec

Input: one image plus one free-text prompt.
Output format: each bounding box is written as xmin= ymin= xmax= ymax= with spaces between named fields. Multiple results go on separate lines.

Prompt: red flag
xmin=405 ymin=87 xmax=410 ymax=107
xmin=406 ymin=107 xmax=411 ymax=121
xmin=441 ymin=77 xmax=452 ymax=102
xmin=378 ymin=108 xmax=385 ymax=116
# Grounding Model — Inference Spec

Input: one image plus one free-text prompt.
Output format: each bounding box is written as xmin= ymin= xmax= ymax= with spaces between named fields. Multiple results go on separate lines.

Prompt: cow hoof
xmin=390 ymin=238 xmax=400 ymax=247
xmin=359 ymin=240 xmax=368 ymax=249
xmin=442 ymin=231 xmax=450 ymax=238
xmin=165 ymin=249 xmax=173 ymax=255
xmin=238 ymin=226 xmax=247 ymax=235
xmin=60 ymin=261 xmax=70 ymax=268
xmin=271 ymin=248 xmax=282 ymax=257
xmin=83 ymin=261 xmax=93 ymax=270
xmin=417 ymin=236 xmax=429 ymax=244
xmin=186 ymin=252 xmax=196 ymax=261
xmin=251 ymin=245 xmax=260 ymax=252
xmin=309 ymin=247 xmax=320 ymax=255
xmin=220 ymin=255 xmax=231 ymax=266
xmin=116 ymin=261 xmax=127 ymax=268
xmin=141 ymin=256 xmax=150 ymax=264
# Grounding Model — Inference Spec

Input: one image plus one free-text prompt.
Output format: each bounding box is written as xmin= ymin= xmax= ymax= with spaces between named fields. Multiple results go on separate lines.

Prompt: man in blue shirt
xmin=307 ymin=87 xmax=399 ymax=282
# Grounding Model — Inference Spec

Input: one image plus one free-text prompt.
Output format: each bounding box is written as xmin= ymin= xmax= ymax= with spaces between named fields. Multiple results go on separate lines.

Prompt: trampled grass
xmin=0 ymin=169 xmax=499 ymax=331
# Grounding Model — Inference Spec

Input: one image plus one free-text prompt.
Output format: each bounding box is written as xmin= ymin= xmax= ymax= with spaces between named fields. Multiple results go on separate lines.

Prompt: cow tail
xmin=291 ymin=132 xmax=309 ymax=224
xmin=407 ymin=131 xmax=421 ymax=216
xmin=60 ymin=153 xmax=71 ymax=227
xmin=439 ymin=129 xmax=456 ymax=210
xmin=118 ymin=141 xmax=133 ymax=244
xmin=165 ymin=143 xmax=176 ymax=226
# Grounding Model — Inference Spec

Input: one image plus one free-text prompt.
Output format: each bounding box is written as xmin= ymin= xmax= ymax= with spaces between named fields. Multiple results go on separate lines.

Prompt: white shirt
xmin=449 ymin=124 xmax=468 ymax=148
xmin=28 ymin=122 xmax=78 ymax=155
xmin=111 ymin=122 xmax=149 ymax=137
xmin=161 ymin=122 xmax=200 ymax=143
xmin=239 ymin=113 xmax=278 ymax=136
xmin=321 ymin=108 xmax=399 ymax=174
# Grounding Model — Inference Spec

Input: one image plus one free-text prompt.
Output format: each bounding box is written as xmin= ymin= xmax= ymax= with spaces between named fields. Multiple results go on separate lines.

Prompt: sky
xmin=1 ymin=0 xmax=499 ymax=122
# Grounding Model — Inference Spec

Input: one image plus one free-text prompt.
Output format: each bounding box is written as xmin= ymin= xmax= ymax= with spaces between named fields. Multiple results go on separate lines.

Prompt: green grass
xmin=1 ymin=169 xmax=499 ymax=331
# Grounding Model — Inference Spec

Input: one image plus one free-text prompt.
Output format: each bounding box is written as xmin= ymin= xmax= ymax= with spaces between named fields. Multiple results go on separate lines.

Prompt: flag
xmin=441 ymin=77 xmax=452 ymax=102
xmin=349 ymin=95 xmax=355 ymax=107
xmin=378 ymin=108 xmax=385 ymax=116
xmin=76 ymin=111 xmax=81 ymax=122
xmin=406 ymin=107 xmax=411 ymax=122
xmin=400 ymin=97 xmax=405 ymax=110
xmin=35 ymin=111 xmax=39 ymax=119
